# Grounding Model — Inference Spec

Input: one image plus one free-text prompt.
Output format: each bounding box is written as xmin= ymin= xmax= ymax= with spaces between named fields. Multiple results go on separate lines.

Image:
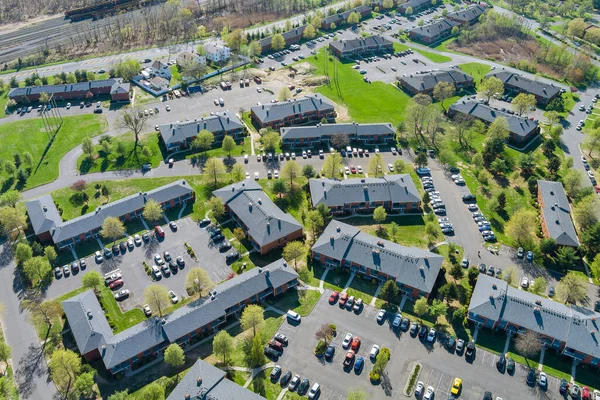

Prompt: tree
xmin=49 ymin=349 xmax=81 ymax=398
xmin=81 ymin=136 xmax=94 ymax=159
xmin=101 ymin=185 xmax=110 ymax=201
xmin=108 ymin=390 xmax=130 ymax=400
xmin=405 ymin=6 xmax=413 ymax=15
xmin=555 ymin=247 xmax=579 ymax=271
xmin=82 ymin=271 xmax=103 ymax=293
xmin=315 ymin=323 xmax=335 ymax=344
xmin=271 ymin=34 xmax=285 ymax=51
xmin=368 ymin=153 xmax=384 ymax=177
xmin=530 ymin=277 xmax=547 ymax=295
xmin=209 ymin=196 xmax=225 ymax=218
xmin=316 ymin=203 xmax=331 ymax=221
xmin=100 ymin=216 xmax=125 ymax=244
xmin=347 ymin=11 xmax=361 ymax=25
xmin=477 ymin=76 xmax=504 ymax=102
xmin=261 ymin=131 xmax=280 ymax=151
xmin=23 ymin=294 xmax=62 ymax=332
xmin=225 ymin=28 xmax=247 ymax=51
xmin=449 ymin=263 xmax=464 ymax=281
xmin=232 ymin=227 xmax=246 ymax=252
xmin=514 ymin=330 xmax=542 ymax=367
xmin=582 ymin=223 xmax=600 ymax=255
xmin=429 ymin=298 xmax=448 ymax=318
xmin=74 ymin=371 xmax=96 ymax=399
xmin=568 ymin=17 xmax=587 ymax=38
xmin=0 ymin=342 xmax=11 ymax=363
xmin=164 ymin=343 xmax=185 ymax=373
xmin=241 ymin=304 xmax=264 ymax=337
xmin=539 ymin=238 xmax=557 ymax=256
xmin=414 ymin=297 xmax=429 ymax=318
xmin=373 ymin=206 xmax=387 ymax=230
xmin=556 ymin=271 xmax=587 ymax=304
xmin=272 ymin=179 xmax=288 ymax=197
xmin=249 ymin=332 xmax=266 ymax=367
xmin=39 ymin=92 xmax=50 ymax=104
xmin=231 ymin=164 xmax=245 ymax=182
xmin=505 ymin=209 xmax=537 ymax=247
xmin=192 ymin=130 xmax=214 ymax=153
xmin=415 ymin=152 xmax=428 ymax=168
xmin=305 ymin=210 xmax=324 ymax=241
xmin=330 ymin=22 xmax=337 ymax=30
xmin=140 ymin=382 xmax=165 ymax=400
xmin=512 ymin=93 xmax=536 ymax=116
xmin=0 ymin=190 xmax=21 ymax=207
xmin=248 ymin=41 xmax=262 ymax=57
xmin=393 ymin=159 xmax=406 ymax=174
xmin=283 ymin=241 xmax=307 ymax=271
xmin=22 ymin=256 xmax=51 ymax=284
xmin=15 ymin=243 xmax=32 ymax=264
xmin=144 ymin=284 xmax=171 ymax=317
xmin=281 ymin=161 xmax=302 ymax=194
xmin=302 ymin=164 xmax=315 ymax=178
xmin=204 ymin=158 xmax=226 ymax=188
xmin=304 ymin=24 xmax=317 ymax=39
xmin=185 ymin=267 xmax=213 ymax=297
xmin=142 ymin=199 xmax=163 ymax=222
xmin=278 ymin=86 xmax=293 ymax=102
xmin=574 ymin=194 xmax=600 ymax=231
xmin=115 ymin=59 xmax=141 ymax=81
xmin=120 ymin=106 xmax=148 ymax=150
xmin=379 ymin=280 xmax=400 ymax=303
xmin=0 ymin=206 xmax=27 ymax=236
xmin=347 ymin=388 xmax=367 ymax=400
xmin=44 ymin=246 xmax=57 ymax=265
xmin=221 ymin=135 xmax=236 ymax=158
xmin=22 ymin=151 xmax=33 ymax=168
xmin=562 ymin=169 xmax=584 ymax=198
xmin=323 ymin=152 xmax=342 ymax=178
xmin=212 ymin=330 xmax=234 ymax=365
xmin=433 ymin=81 xmax=455 ymax=111
xmin=382 ymin=0 xmax=394 ymax=8
xmin=389 ymin=221 xmax=399 ymax=242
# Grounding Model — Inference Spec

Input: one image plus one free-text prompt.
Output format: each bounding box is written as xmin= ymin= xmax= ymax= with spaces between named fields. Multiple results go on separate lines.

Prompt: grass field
xmin=78 ymin=131 xmax=163 ymax=174
xmin=458 ymin=62 xmax=491 ymax=82
xmin=393 ymin=42 xmax=453 ymax=63
xmin=0 ymin=91 xmax=7 ymax=118
xmin=97 ymin=286 xmax=146 ymax=332
xmin=434 ymin=37 xmax=458 ymax=53
xmin=0 ymin=114 xmax=108 ymax=190
xmin=305 ymin=49 xmax=410 ymax=125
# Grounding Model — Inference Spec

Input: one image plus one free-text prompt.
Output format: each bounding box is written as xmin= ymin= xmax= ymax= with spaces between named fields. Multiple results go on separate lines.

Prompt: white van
xmin=286 ymin=310 xmax=301 ymax=323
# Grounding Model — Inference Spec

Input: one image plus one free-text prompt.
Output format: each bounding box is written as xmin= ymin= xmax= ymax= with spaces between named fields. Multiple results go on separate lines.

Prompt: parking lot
xmin=46 ymin=217 xmax=235 ymax=311
xmin=269 ymin=290 xmax=567 ymax=399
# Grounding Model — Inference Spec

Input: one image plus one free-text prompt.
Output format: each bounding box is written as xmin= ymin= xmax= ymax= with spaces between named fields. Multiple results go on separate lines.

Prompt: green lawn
xmin=458 ymin=62 xmax=491 ymax=82
xmin=97 ymin=286 xmax=146 ymax=332
xmin=0 ymin=91 xmax=8 ymax=118
xmin=342 ymin=214 xmax=438 ymax=248
xmin=543 ymin=351 xmax=599 ymax=390
xmin=393 ymin=42 xmax=452 ymax=63
xmin=434 ymin=37 xmax=458 ymax=53
xmin=185 ymin=137 xmax=252 ymax=159
xmin=305 ymin=49 xmax=410 ymax=125
xmin=78 ymin=132 xmax=163 ymax=174
xmin=170 ymin=65 xmax=183 ymax=86
xmin=0 ymin=114 xmax=108 ymax=190
xmin=267 ymin=289 xmax=321 ymax=316
xmin=250 ymin=369 xmax=284 ymax=400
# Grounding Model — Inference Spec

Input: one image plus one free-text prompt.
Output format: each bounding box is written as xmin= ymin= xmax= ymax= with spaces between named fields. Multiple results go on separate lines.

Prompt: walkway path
xmin=472 ymin=325 xmax=481 ymax=343
xmin=570 ymin=360 xmax=578 ymax=384
xmin=370 ymin=281 xmax=383 ymax=307
xmin=318 ymin=267 xmax=330 ymax=294
xmin=538 ymin=347 xmax=546 ymax=372
xmin=242 ymin=363 xmax=276 ymax=388
xmin=341 ymin=272 xmax=355 ymax=293
xmin=503 ymin=335 xmax=511 ymax=354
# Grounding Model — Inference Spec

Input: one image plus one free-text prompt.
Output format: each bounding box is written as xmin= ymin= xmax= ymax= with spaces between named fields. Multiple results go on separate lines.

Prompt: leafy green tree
xmin=204 ymin=158 xmax=226 ymax=188
xmin=512 ymin=93 xmax=537 ymax=116
xmin=379 ymin=280 xmax=400 ymax=303
xmin=449 ymin=263 xmax=464 ymax=281
xmin=506 ymin=209 xmax=537 ymax=247
xmin=452 ymin=307 xmax=466 ymax=322
xmin=555 ymin=247 xmax=579 ymax=271
xmin=428 ymin=299 xmax=448 ymax=319
xmin=0 ymin=190 xmax=21 ymax=207
xmin=283 ymin=241 xmax=307 ymax=271
xmin=82 ymin=271 xmax=103 ymax=292
xmin=0 ymin=341 xmax=12 ymax=363
xmin=433 ymin=81 xmax=455 ymax=111
xmin=221 ymin=136 xmax=236 ymax=158
xmin=574 ymin=194 xmax=600 ymax=231
xmin=142 ymin=199 xmax=163 ymax=223
xmin=108 ymin=390 xmax=129 ymax=400
xmin=74 ymin=371 xmax=96 ymax=398
xmin=347 ymin=388 xmax=367 ymax=400
xmin=249 ymin=333 xmax=266 ymax=367
xmin=260 ymin=131 xmax=280 ymax=152
xmin=100 ymin=216 xmax=125 ymax=244
xmin=281 ymin=161 xmax=302 ymax=194
xmin=0 ymin=206 xmax=27 ymax=236
xmin=140 ymin=382 xmax=164 ymax=400
xmin=323 ymin=152 xmax=342 ymax=178
xmin=415 ymin=152 xmax=428 ymax=168
xmin=213 ymin=330 xmax=234 ymax=365
xmin=49 ymin=349 xmax=81 ymax=399
xmin=302 ymin=164 xmax=315 ymax=178
xmin=414 ymin=297 xmax=429 ymax=318
xmin=271 ymin=34 xmax=286 ymax=51
xmin=185 ymin=267 xmax=213 ymax=297
xmin=556 ymin=272 xmax=587 ymax=304
xmin=477 ymin=76 xmax=504 ymax=102
xmin=208 ymin=196 xmax=225 ymax=218
xmin=192 ymin=130 xmax=215 ymax=153
xmin=164 ymin=343 xmax=185 ymax=374
xmin=144 ymin=284 xmax=171 ymax=317
xmin=305 ymin=210 xmax=324 ymax=241
xmin=272 ymin=179 xmax=288 ymax=197
xmin=231 ymin=164 xmax=245 ymax=182
xmin=303 ymin=24 xmax=317 ymax=39
xmin=539 ymin=238 xmax=557 ymax=256
xmin=22 ymin=256 xmax=51 ymax=284
xmin=389 ymin=222 xmax=399 ymax=242
xmin=530 ymin=277 xmax=547 ymax=295
xmin=368 ymin=153 xmax=385 ymax=177
xmin=115 ymin=59 xmax=141 ymax=81
xmin=373 ymin=206 xmax=387 ymax=230
xmin=241 ymin=304 xmax=264 ymax=337
xmin=15 ymin=243 xmax=32 ymax=264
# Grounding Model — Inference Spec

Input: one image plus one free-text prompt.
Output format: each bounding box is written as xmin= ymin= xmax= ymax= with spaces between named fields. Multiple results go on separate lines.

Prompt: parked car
xmin=350 ymin=337 xmax=361 ymax=351
xmin=376 ymin=310 xmax=386 ymax=324
xmin=109 ymin=279 xmax=124 ymax=290
xmin=143 ymin=304 xmax=152 ymax=317
xmin=168 ymin=290 xmax=179 ymax=303
xmin=343 ymin=350 xmax=355 ymax=367
xmin=353 ymin=356 xmax=364 ymax=373
xmin=264 ymin=346 xmax=280 ymax=359
xmin=415 ymin=381 xmax=425 ymax=397
xmin=325 ymin=344 xmax=335 ymax=360
xmin=274 ymin=333 xmax=288 ymax=346
xmin=410 ymin=322 xmax=419 ymax=336
xmin=339 ymin=292 xmax=349 ymax=307
xmin=465 ymin=341 xmax=475 ymax=358
xmin=329 ymin=291 xmax=340 ymax=304
xmin=427 ymin=328 xmax=436 ymax=343
xmin=456 ymin=338 xmax=465 ymax=353
xmin=342 ymin=333 xmax=353 ymax=348
xmin=392 ymin=313 xmax=402 ymax=329
xmin=114 ymin=290 xmax=130 ymax=300
xmin=270 ymin=365 xmax=282 ymax=382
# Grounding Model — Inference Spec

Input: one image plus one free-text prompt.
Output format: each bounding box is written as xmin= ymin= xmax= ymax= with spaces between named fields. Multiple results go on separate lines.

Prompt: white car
xmin=388 ymin=163 xmax=394 ymax=172
xmin=214 ymin=99 xmax=219 ymax=106
xmin=165 ymin=105 xmax=171 ymax=111
xmin=427 ymin=328 xmax=436 ymax=343
xmin=369 ymin=344 xmax=380 ymax=359
xmin=151 ymin=265 xmax=162 ymax=279
xmin=274 ymin=169 xmax=279 ymax=178
xmin=344 ymin=166 xmax=350 ymax=175
xmin=254 ymin=172 xmax=259 ymax=180
xmin=538 ymin=372 xmax=547 ymax=387
xmin=245 ymin=172 xmax=250 ymax=178
xmin=154 ymin=254 xmax=164 ymax=265
xmin=415 ymin=381 xmax=425 ymax=396
xmin=342 ymin=333 xmax=353 ymax=348
xmin=244 ymin=154 xmax=249 ymax=162
xmin=588 ymin=171 xmax=595 ymax=179
xmin=521 ymin=277 xmax=529 ymax=288
xmin=467 ymin=204 xmax=478 ymax=211
xmin=168 ymin=290 xmax=179 ymax=303
xmin=134 ymin=234 xmax=142 ymax=246
xmin=582 ymin=156 xmax=588 ymax=163
xmin=424 ymin=386 xmax=435 ymax=400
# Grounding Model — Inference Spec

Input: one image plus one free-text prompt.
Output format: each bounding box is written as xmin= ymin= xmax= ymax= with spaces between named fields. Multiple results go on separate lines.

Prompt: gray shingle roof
xmin=446 ymin=5 xmax=486 ymax=23
xmin=469 ymin=275 xmax=600 ymax=360
xmin=486 ymin=71 xmax=562 ymax=101
xmin=8 ymin=78 xmax=129 ymax=99
xmin=212 ymin=181 xmax=303 ymax=248
xmin=322 ymin=5 xmax=372 ymax=26
xmin=309 ymin=175 xmax=421 ymax=208
xmin=400 ymin=70 xmax=474 ymax=93
xmin=399 ymin=0 xmax=431 ymax=10
xmin=537 ymin=180 xmax=579 ymax=246
xmin=259 ymin=25 xmax=308 ymax=49
xmin=26 ymin=180 xmax=193 ymax=245
xmin=329 ymin=35 xmax=392 ymax=54
xmin=25 ymin=194 xmax=63 ymax=235
xmin=409 ymin=19 xmax=459 ymax=39
xmin=449 ymin=98 xmax=539 ymax=139
xmin=250 ymin=94 xmax=335 ymax=124
xmin=312 ymin=221 xmax=443 ymax=294
xmin=158 ymin=111 xmax=243 ymax=146
xmin=167 ymin=359 xmax=264 ymax=400
xmin=63 ymin=259 xmax=298 ymax=371
xmin=281 ymin=122 xmax=394 ymax=141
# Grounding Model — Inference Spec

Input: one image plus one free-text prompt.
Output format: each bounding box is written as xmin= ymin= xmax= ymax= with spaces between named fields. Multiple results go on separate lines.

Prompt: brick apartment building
xmin=399 ymin=69 xmax=474 ymax=95
xmin=486 ymin=71 xmax=562 ymax=106
xmin=537 ymin=180 xmax=579 ymax=247
xmin=250 ymin=94 xmax=336 ymax=129
xmin=409 ymin=19 xmax=459 ymax=44
xmin=280 ymin=122 xmax=395 ymax=148
xmin=9 ymin=78 xmax=131 ymax=104
xmin=328 ymin=35 xmax=393 ymax=58
xmin=258 ymin=25 xmax=307 ymax=53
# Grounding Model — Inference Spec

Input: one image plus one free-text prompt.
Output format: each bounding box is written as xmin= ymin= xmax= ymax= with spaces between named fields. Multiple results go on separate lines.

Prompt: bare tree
xmin=514 ymin=330 xmax=542 ymax=367
xmin=120 ymin=106 xmax=149 ymax=152
xmin=314 ymin=323 xmax=334 ymax=345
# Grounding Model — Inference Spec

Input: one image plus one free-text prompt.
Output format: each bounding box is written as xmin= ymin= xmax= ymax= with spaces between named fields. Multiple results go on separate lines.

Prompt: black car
xmin=226 ymin=251 xmax=240 ymax=263
xmin=559 ymin=379 xmax=569 ymax=394
xmin=280 ymin=371 xmax=292 ymax=387
xmin=465 ymin=341 xmax=475 ymax=358
xmin=298 ymin=378 xmax=310 ymax=395
xmin=119 ymin=242 xmax=127 ymax=252
xmin=595 ymin=300 xmax=600 ymax=312
xmin=400 ymin=318 xmax=410 ymax=331
xmin=496 ymin=354 xmax=505 ymax=370
xmin=199 ymin=218 xmax=211 ymax=227
xmin=446 ymin=336 xmax=456 ymax=351
xmin=410 ymin=322 xmax=419 ymax=336
xmin=419 ymin=325 xmax=428 ymax=338
xmin=526 ymin=369 xmax=536 ymax=385
xmin=212 ymin=233 xmax=225 ymax=242
xmin=169 ymin=260 xmax=178 ymax=271
xmin=270 ymin=366 xmax=282 ymax=382
xmin=325 ymin=344 xmax=335 ymax=360
xmin=219 ymin=241 xmax=232 ymax=252
xmin=483 ymin=392 xmax=492 ymax=400
xmin=462 ymin=193 xmax=476 ymax=202
xmin=478 ymin=263 xmax=487 ymax=273
xmin=209 ymin=227 xmax=222 ymax=237
xmin=142 ymin=232 xmax=150 ymax=242
xmin=506 ymin=357 xmax=515 ymax=374
xmin=264 ymin=346 xmax=279 ymax=359
xmin=112 ymin=244 xmax=120 ymax=255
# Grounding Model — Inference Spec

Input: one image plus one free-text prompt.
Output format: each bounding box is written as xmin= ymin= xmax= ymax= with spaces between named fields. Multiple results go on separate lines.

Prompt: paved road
xmin=0 ymin=240 xmax=58 ymax=400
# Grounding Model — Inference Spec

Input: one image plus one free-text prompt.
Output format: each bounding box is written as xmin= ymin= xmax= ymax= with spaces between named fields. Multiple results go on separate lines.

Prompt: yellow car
xmin=451 ymin=377 xmax=462 ymax=395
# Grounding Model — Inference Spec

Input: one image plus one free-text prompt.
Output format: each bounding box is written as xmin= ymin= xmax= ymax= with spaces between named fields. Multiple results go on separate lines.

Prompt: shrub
xmin=453 ymin=307 xmax=466 ymax=322
xmin=314 ymin=340 xmax=327 ymax=355
xmin=329 ymin=324 xmax=336 ymax=334
xmin=408 ymin=364 xmax=421 ymax=393
xmin=369 ymin=370 xmax=380 ymax=381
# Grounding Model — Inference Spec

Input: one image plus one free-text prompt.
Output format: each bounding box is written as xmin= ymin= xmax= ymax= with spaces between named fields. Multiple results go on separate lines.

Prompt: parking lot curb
xmin=403 ymin=362 xmax=422 ymax=397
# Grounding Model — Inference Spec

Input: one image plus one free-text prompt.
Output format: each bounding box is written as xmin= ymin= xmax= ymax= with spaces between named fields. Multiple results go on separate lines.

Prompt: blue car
xmin=478 ymin=225 xmax=491 ymax=232
xmin=526 ymin=251 xmax=534 ymax=262
xmin=354 ymin=356 xmax=364 ymax=373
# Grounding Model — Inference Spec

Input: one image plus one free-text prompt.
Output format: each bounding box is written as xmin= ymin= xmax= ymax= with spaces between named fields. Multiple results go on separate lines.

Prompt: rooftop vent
xmin=87 ymin=310 xmax=93 ymax=319
xmin=492 ymin=284 xmax=497 ymax=290
xmin=258 ymin=267 xmax=263 ymax=273
xmin=336 ymin=226 xmax=341 ymax=233
xmin=258 ymin=198 xmax=262 ymax=205
xmin=185 ymin=394 xmax=191 ymax=400
xmin=43 ymin=205 xmax=47 ymax=212
xmin=197 ymin=377 xmax=203 ymax=386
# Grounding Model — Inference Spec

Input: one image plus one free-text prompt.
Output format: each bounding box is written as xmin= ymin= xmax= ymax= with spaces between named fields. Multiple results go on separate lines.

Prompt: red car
xmin=109 ymin=279 xmax=124 ymax=290
xmin=350 ymin=165 xmax=357 ymax=174
xmin=582 ymin=387 xmax=590 ymax=400
xmin=154 ymin=225 xmax=165 ymax=238
xmin=329 ymin=291 xmax=339 ymax=304
xmin=343 ymin=350 xmax=355 ymax=367
xmin=595 ymin=185 xmax=600 ymax=194
xmin=351 ymin=337 xmax=361 ymax=351
xmin=339 ymin=292 xmax=349 ymax=307
xmin=268 ymin=339 xmax=283 ymax=352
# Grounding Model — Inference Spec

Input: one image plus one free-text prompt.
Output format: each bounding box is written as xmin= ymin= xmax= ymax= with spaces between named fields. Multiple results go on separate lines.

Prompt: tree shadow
xmin=15 ymin=342 xmax=47 ymax=398
xmin=79 ymin=158 xmax=96 ymax=175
